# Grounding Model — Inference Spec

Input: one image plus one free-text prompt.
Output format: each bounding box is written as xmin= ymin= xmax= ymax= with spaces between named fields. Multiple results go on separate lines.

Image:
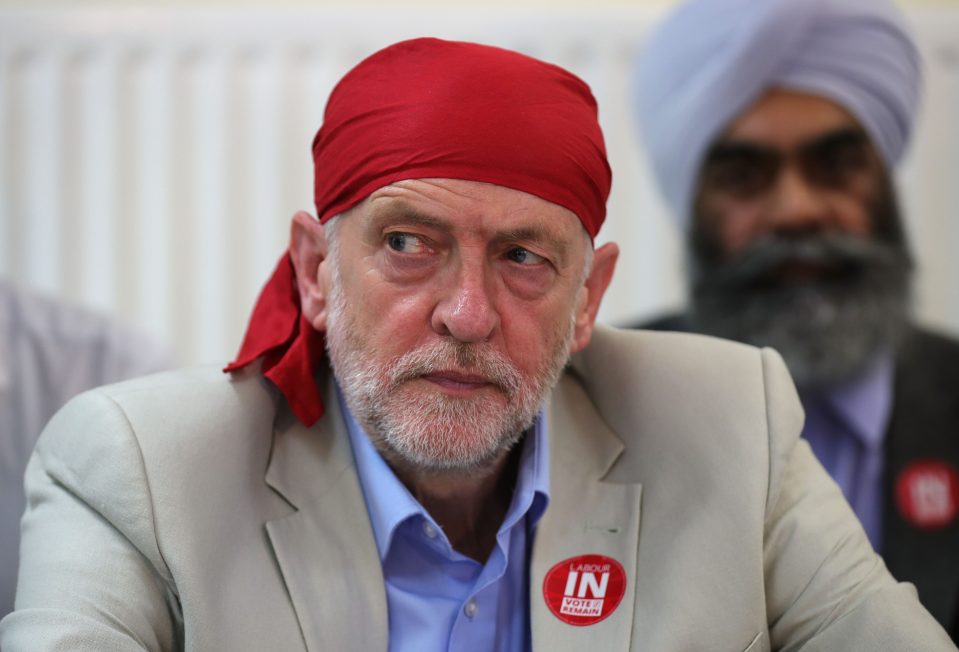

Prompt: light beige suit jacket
xmin=1 ymin=327 xmax=954 ymax=651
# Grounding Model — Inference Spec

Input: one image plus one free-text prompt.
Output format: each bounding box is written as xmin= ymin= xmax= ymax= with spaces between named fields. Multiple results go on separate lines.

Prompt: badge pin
xmin=543 ymin=554 xmax=626 ymax=626
xmin=895 ymin=460 xmax=959 ymax=529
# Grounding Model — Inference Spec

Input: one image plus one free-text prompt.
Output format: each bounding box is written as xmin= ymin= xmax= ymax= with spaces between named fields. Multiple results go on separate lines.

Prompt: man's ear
xmin=569 ymin=242 xmax=619 ymax=353
xmin=289 ymin=210 xmax=330 ymax=333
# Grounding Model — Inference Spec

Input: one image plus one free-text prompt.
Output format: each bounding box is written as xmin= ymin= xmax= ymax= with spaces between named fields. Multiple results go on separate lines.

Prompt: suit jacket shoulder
xmin=569 ymin=327 xmax=800 ymax=513
xmin=553 ymin=325 xmax=955 ymax=650
xmin=0 ymin=366 xmax=324 ymax=651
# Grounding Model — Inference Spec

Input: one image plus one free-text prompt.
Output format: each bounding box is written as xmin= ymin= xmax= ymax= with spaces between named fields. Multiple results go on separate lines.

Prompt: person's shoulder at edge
xmin=52 ymin=361 xmax=276 ymax=428
xmin=28 ymin=364 xmax=280 ymax=487
xmin=574 ymin=326 xmax=956 ymax=649
xmin=580 ymin=321 xmax=761 ymax=362
xmin=1 ymin=279 xmax=176 ymax=376
xmin=567 ymin=323 xmax=798 ymax=454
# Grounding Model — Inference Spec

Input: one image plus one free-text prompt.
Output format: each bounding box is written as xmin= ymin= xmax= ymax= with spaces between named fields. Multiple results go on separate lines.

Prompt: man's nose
xmin=431 ymin=261 xmax=500 ymax=343
xmin=766 ymin=166 xmax=831 ymax=236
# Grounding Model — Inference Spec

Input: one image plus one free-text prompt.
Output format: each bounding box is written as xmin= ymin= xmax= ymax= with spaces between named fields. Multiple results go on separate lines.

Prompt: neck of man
xmin=387 ymin=442 xmax=524 ymax=563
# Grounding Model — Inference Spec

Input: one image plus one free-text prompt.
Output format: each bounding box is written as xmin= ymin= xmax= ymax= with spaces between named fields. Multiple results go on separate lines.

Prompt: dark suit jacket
xmin=631 ymin=314 xmax=959 ymax=638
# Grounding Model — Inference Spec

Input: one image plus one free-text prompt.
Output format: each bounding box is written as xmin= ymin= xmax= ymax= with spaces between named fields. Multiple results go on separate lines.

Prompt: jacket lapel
xmin=264 ymin=376 xmax=388 ymax=652
xmin=532 ymin=372 xmax=643 ymax=651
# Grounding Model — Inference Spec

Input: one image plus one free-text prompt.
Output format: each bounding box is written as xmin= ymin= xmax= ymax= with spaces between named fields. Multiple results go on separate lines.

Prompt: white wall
xmin=1 ymin=6 xmax=957 ymax=365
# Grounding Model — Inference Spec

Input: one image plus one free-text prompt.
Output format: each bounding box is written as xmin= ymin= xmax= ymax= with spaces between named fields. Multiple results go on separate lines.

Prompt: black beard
xmin=688 ymin=190 xmax=913 ymax=388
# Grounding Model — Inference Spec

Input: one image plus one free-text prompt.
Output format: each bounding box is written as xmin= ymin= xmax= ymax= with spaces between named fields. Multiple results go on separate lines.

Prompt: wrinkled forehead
xmin=354 ymin=178 xmax=591 ymax=251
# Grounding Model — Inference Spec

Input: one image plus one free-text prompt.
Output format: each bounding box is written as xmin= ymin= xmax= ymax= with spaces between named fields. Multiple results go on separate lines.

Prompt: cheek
xmin=831 ymin=192 xmax=874 ymax=236
xmin=364 ymin=286 xmax=436 ymax=345
xmin=840 ymin=162 xmax=884 ymax=232
xmin=334 ymin=266 xmax=429 ymax=345
xmin=836 ymin=206 xmax=872 ymax=236
xmin=699 ymin=197 xmax=765 ymax=257
xmin=498 ymin=295 xmax=575 ymax=369
xmin=722 ymin=217 xmax=761 ymax=256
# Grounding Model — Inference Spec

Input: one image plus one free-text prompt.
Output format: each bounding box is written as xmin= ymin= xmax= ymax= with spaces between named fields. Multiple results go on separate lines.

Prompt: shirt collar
xmin=802 ymin=353 xmax=894 ymax=452
xmin=337 ymin=383 xmax=551 ymax=561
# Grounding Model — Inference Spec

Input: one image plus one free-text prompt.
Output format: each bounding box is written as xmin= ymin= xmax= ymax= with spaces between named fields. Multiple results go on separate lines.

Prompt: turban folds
xmin=226 ymin=38 xmax=611 ymax=425
xmin=633 ymin=0 xmax=922 ymax=228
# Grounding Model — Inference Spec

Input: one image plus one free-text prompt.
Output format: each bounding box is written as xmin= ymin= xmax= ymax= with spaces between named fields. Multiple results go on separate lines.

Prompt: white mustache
xmin=385 ymin=340 xmax=522 ymax=397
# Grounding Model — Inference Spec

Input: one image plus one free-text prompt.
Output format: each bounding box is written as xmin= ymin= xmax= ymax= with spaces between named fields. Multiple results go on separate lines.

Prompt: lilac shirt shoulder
xmin=338 ymin=386 xmax=550 ymax=652
xmin=799 ymin=354 xmax=894 ymax=550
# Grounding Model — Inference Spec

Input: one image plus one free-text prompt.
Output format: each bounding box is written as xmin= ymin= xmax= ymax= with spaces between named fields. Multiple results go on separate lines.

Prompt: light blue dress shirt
xmin=339 ymin=387 xmax=550 ymax=652
xmin=800 ymin=354 xmax=894 ymax=550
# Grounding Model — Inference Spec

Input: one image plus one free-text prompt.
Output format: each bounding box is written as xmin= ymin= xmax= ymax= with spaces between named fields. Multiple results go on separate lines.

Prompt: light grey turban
xmin=632 ymin=0 xmax=922 ymax=228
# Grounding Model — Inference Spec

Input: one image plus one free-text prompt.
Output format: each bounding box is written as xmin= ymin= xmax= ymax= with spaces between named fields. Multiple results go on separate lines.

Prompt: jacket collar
xmin=264 ymin=370 xmax=389 ymax=652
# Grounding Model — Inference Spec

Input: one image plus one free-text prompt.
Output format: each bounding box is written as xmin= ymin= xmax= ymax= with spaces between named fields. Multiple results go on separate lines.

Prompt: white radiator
xmin=1 ymin=7 xmax=958 ymax=365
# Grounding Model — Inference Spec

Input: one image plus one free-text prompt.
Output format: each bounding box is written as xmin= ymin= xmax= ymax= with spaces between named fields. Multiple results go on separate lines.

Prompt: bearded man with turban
xmin=2 ymin=37 xmax=954 ymax=651
xmin=632 ymin=0 xmax=959 ymax=637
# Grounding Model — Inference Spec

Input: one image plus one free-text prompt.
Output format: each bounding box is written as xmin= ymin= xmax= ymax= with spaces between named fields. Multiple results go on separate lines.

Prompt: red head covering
xmin=226 ymin=37 xmax=612 ymax=425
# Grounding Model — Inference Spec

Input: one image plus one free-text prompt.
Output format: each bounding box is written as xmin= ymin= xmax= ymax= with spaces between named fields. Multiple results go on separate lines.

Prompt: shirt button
xmin=422 ymin=521 xmax=438 ymax=539
xmin=464 ymin=600 xmax=478 ymax=618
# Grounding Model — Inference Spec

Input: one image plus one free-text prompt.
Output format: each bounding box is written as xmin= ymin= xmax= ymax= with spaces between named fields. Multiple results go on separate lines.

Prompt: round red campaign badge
xmin=543 ymin=554 xmax=626 ymax=626
xmin=895 ymin=460 xmax=959 ymax=529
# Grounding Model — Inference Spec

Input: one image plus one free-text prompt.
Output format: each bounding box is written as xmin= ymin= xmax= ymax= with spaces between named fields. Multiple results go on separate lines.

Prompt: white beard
xmin=324 ymin=262 xmax=574 ymax=473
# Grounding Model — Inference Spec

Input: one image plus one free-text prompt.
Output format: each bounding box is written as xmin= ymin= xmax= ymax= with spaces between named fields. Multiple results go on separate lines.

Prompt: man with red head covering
xmin=2 ymin=38 xmax=953 ymax=650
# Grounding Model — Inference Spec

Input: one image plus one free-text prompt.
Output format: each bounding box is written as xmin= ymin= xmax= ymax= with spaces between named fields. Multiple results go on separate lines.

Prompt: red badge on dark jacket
xmin=895 ymin=460 xmax=959 ymax=529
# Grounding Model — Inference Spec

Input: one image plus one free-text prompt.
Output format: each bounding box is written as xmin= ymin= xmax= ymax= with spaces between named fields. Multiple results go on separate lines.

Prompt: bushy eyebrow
xmin=802 ymin=127 xmax=869 ymax=156
xmin=705 ymin=127 xmax=869 ymax=164
xmin=367 ymin=202 xmax=446 ymax=231
xmin=704 ymin=141 xmax=775 ymax=165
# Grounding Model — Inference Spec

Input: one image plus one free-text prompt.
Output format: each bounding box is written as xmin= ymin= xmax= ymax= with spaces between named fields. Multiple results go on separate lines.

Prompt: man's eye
xmin=711 ymin=160 xmax=773 ymax=196
xmin=387 ymin=233 xmax=426 ymax=254
xmin=506 ymin=247 xmax=545 ymax=265
xmin=808 ymin=144 xmax=869 ymax=184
